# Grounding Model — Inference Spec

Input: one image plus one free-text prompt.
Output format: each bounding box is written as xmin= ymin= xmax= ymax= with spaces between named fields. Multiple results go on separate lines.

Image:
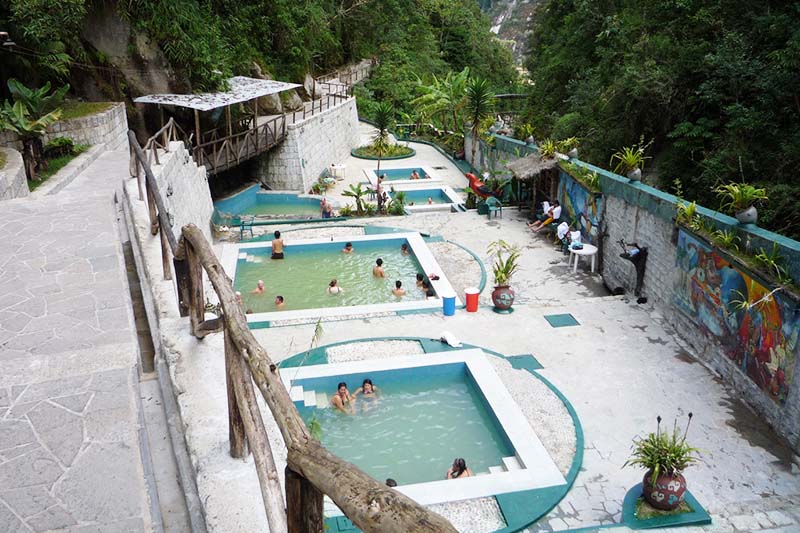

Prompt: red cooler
xmin=465 ymin=287 xmax=479 ymax=312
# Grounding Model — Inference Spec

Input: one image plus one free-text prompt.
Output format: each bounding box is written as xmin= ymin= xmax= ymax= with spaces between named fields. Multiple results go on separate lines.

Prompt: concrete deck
xmin=0 ymin=152 xmax=155 ymax=532
xmin=134 ymin=134 xmax=800 ymax=532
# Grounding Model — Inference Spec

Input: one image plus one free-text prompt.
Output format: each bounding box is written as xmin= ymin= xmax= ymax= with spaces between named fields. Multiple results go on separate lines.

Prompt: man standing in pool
xmin=331 ymin=382 xmax=355 ymax=413
xmin=392 ymin=280 xmax=406 ymax=297
xmin=342 ymin=242 xmax=354 ymax=254
xmin=271 ymin=231 xmax=284 ymax=259
xmin=274 ymin=295 xmax=285 ymax=309
xmin=400 ymin=243 xmax=410 ymax=255
xmin=252 ymin=280 xmax=265 ymax=295
xmin=372 ymin=258 xmax=385 ymax=278
xmin=410 ymin=169 xmax=420 ymax=180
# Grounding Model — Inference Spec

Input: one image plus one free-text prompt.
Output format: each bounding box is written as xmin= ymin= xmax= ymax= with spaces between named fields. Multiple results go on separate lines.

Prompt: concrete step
xmin=316 ymin=391 xmax=329 ymax=408
xmin=488 ymin=465 xmax=506 ymax=475
xmin=303 ymin=390 xmax=317 ymax=407
xmin=289 ymin=385 xmax=304 ymax=402
xmin=502 ymin=456 xmax=522 ymax=471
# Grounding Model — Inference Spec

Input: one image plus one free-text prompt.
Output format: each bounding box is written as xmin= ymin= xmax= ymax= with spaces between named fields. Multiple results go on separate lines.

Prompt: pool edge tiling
xmin=221 ymin=232 xmax=462 ymax=326
xmin=282 ymin=350 xmax=567 ymax=512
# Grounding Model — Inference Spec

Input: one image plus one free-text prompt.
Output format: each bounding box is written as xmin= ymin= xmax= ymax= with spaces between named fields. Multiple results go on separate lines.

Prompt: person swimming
xmin=274 ymin=295 xmax=285 ymax=309
xmin=410 ymin=169 xmax=420 ymax=180
xmin=446 ymin=458 xmax=473 ymax=479
xmin=271 ymin=231 xmax=284 ymax=259
xmin=327 ymin=279 xmax=343 ymax=294
xmin=252 ymin=280 xmax=265 ymax=295
xmin=427 ymin=197 xmax=433 ymax=205
xmin=353 ymin=378 xmax=379 ymax=398
xmin=400 ymin=243 xmax=409 ymax=255
xmin=331 ymin=382 xmax=354 ymax=413
xmin=392 ymin=280 xmax=406 ymax=297
xmin=342 ymin=242 xmax=353 ymax=254
xmin=421 ymin=280 xmax=435 ymax=299
xmin=373 ymin=258 xmax=385 ymax=278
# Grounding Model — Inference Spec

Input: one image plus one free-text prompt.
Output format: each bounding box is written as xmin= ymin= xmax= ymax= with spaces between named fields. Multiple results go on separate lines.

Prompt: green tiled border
xmin=621 ymin=483 xmax=711 ymax=529
xmin=279 ymin=336 xmax=581 ymax=533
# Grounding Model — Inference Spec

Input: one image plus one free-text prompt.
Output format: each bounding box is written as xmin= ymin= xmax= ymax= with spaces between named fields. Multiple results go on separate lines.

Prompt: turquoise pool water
xmin=393 ymin=189 xmax=453 ymax=205
xmin=235 ymin=239 xmax=428 ymax=313
xmin=296 ymin=363 xmax=513 ymax=485
xmin=214 ymin=185 xmax=321 ymax=218
xmin=375 ymin=167 xmax=430 ymax=181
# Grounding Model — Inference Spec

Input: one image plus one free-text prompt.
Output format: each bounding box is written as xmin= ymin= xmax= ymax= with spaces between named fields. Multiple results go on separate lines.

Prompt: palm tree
xmin=0 ymin=79 xmax=68 ymax=181
xmin=465 ymin=77 xmax=496 ymax=169
xmin=372 ymin=101 xmax=394 ymax=177
xmin=342 ymin=183 xmax=368 ymax=216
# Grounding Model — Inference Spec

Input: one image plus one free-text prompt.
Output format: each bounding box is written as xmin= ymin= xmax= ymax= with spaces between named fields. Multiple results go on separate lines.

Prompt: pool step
xmin=502 ymin=456 xmax=523 ymax=471
xmin=289 ymin=385 xmax=304 ymax=402
xmin=316 ymin=392 xmax=329 ymax=408
xmin=488 ymin=465 xmax=506 ymax=475
xmin=303 ymin=390 xmax=317 ymax=407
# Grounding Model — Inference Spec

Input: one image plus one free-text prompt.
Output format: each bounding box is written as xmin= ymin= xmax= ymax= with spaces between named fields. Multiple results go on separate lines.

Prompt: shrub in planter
xmin=44 ymin=136 xmax=76 ymax=158
xmin=714 ymin=182 xmax=768 ymax=224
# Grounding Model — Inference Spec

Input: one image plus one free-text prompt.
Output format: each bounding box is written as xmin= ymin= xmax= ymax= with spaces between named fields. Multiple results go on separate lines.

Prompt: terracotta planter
xmin=627 ymin=168 xmax=642 ymax=181
xmin=642 ymin=471 xmax=687 ymax=511
xmin=491 ymin=285 xmax=515 ymax=311
xmin=735 ymin=205 xmax=758 ymax=225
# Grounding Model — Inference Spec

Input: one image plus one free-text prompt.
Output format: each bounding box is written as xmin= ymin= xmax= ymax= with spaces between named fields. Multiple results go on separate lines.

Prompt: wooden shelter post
xmin=193 ymin=109 xmax=201 ymax=164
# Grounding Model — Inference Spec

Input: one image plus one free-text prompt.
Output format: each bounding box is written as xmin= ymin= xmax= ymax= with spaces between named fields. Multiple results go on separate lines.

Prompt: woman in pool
xmin=400 ymin=243 xmax=409 ymax=255
xmin=410 ymin=169 xmax=420 ymax=180
xmin=446 ymin=458 xmax=473 ymax=479
xmin=331 ymin=382 xmax=354 ymax=413
xmin=327 ymin=279 xmax=343 ymax=294
xmin=353 ymin=378 xmax=380 ymax=398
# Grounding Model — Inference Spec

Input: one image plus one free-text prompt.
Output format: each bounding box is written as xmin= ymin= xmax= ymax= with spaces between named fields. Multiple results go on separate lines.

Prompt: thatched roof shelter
xmin=505 ymin=154 xmax=559 ymax=180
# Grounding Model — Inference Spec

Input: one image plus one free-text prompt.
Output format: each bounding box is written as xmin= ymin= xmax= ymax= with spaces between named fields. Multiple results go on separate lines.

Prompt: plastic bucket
xmin=442 ymin=292 xmax=456 ymax=316
xmin=464 ymin=287 xmax=479 ymax=312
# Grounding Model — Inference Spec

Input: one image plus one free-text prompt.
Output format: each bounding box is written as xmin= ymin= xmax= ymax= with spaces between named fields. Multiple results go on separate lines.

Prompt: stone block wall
xmin=0 ymin=148 xmax=29 ymax=200
xmin=148 ymin=141 xmax=215 ymax=243
xmin=257 ymin=98 xmax=360 ymax=192
xmin=0 ymin=102 xmax=128 ymax=151
xmin=596 ymin=166 xmax=800 ymax=453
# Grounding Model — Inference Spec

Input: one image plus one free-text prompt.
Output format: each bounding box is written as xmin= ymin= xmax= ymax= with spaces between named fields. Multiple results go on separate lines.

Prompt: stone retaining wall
xmin=257 ymin=98 xmax=360 ymax=192
xmin=0 ymin=147 xmax=29 ymax=200
xmin=0 ymin=102 xmax=128 ymax=151
xmin=147 ymin=141 xmax=215 ymax=243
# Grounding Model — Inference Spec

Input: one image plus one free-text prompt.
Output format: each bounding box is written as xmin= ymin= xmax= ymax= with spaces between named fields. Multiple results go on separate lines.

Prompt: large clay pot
xmin=567 ymin=147 xmax=579 ymax=159
xmin=491 ymin=285 xmax=515 ymax=311
xmin=642 ymin=471 xmax=687 ymax=511
xmin=735 ymin=205 xmax=758 ymax=225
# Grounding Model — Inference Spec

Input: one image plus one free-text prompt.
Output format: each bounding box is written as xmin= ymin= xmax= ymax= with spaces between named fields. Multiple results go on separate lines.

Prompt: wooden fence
xmin=127 ymin=130 xmax=456 ymax=533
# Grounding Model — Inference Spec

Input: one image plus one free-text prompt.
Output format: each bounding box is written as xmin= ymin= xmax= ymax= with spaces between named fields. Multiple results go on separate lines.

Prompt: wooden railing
xmin=127 ymin=130 xmax=456 ymax=533
xmin=195 ymin=114 xmax=286 ymax=175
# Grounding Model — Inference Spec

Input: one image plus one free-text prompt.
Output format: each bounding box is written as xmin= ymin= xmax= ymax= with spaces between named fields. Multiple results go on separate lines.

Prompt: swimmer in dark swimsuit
xmin=353 ymin=378 xmax=379 ymax=398
xmin=331 ymin=382 xmax=354 ymax=413
xmin=271 ymin=230 xmax=284 ymax=259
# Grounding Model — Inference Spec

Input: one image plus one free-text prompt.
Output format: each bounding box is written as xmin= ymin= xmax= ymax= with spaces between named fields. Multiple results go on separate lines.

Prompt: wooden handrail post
xmin=286 ymin=467 xmax=323 ymax=533
xmin=229 ymin=333 xmax=289 ymax=533
xmin=185 ymin=242 xmax=206 ymax=335
xmin=146 ymin=181 xmax=159 ymax=236
xmin=224 ymin=325 xmax=248 ymax=458
xmin=159 ymin=227 xmax=173 ymax=281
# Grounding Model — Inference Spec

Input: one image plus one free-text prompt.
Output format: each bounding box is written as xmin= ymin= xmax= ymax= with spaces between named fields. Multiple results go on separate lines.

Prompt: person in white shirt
xmin=529 ymin=200 xmax=562 ymax=232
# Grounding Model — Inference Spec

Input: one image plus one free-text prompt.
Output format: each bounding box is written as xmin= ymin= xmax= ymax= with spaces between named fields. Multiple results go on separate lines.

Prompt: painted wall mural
xmin=557 ymin=171 xmax=603 ymax=244
xmin=674 ymin=229 xmax=797 ymax=405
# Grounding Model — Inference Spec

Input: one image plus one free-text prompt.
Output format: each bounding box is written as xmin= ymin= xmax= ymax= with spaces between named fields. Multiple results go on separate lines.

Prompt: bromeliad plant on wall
xmin=713 ymin=181 xmax=768 ymax=225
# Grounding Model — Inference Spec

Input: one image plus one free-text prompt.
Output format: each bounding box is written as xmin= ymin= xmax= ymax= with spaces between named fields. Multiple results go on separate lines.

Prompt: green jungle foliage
xmin=0 ymin=0 xmax=516 ymax=97
xmin=524 ymin=1 xmax=800 ymax=239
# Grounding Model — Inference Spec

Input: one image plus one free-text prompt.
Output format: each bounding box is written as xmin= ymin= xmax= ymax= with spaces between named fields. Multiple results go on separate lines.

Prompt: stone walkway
xmin=0 ymin=151 xmax=155 ymax=532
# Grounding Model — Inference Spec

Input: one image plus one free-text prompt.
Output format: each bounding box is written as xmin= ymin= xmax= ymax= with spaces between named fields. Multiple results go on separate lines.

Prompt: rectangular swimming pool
xmin=283 ymin=350 xmax=566 ymax=508
xmin=374 ymin=167 xmax=431 ymax=181
xmin=214 ymin=185 xmax=326 ymax=219
xmin=296 ymin=363 xmax=513 ymax=485
xmin=221 ymin=233 xmax=461 ymax=324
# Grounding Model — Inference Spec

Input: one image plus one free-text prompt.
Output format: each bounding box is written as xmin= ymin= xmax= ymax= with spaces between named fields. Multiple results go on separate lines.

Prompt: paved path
xmin=0 ymin=151 xmax=155 ymax=532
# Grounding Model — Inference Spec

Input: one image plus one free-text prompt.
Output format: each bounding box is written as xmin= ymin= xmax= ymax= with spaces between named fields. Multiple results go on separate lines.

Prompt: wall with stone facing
xmin=257 ymin=98 xmax=360 ymax=192
xmin=148 ymin=141 xmax=215 ymax=243
xmin=0 ymin=102 xmax=128 ymax=151
xmin=0 ymin=147 xmax=29 ymax=200
xmin=593 ymin=163 xmax=800 ymax=453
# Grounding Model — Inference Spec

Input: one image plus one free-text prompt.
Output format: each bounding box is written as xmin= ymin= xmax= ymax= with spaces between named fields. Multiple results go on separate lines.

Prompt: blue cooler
xmin=442 ymin=292 xmax=456 ymax=316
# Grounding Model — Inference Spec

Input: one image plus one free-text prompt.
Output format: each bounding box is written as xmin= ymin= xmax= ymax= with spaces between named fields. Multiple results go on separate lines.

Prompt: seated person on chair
xmin=528 ymin=200 xmax=561 ymax=232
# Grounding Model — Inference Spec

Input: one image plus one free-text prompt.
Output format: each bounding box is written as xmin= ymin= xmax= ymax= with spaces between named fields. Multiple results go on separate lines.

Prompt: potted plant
xmin=713 ymin=182 xmax=768 ymax=224
xmin=624 ymin=414 xmax=700 ymax=511
xmin=538 ymin=138 xmax=558 ymax=159
xmin=558 ymin=137 xmax=579 ymax=159
xmin=487 ymin=240 xmax=521 ymax=312
xmin=610 ymin=137 xmax=652 ymax=181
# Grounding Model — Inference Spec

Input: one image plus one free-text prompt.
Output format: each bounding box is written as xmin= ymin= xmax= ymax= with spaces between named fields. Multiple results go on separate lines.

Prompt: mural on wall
xmin=557 ymin=171 xmax=603 ymax=244
xmin=674 ymin=229 xmax=797 ymax=405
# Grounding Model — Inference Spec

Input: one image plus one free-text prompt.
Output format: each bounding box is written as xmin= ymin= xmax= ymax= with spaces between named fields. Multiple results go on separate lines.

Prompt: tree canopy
xmin=523 ymin=0 xmax=800 ymax=239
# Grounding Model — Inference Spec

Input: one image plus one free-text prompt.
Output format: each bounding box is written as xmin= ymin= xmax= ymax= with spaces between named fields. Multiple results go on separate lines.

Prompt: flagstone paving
xmin=0 ymin=151 xmax=153 ymax=532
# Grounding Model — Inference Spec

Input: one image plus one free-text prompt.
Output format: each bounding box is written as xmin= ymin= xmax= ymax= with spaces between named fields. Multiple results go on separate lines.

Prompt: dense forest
xmin=523 ymin=0 xmax=800 ymax=239
xmin=0 ymin=0 xmax=516 ymax=108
